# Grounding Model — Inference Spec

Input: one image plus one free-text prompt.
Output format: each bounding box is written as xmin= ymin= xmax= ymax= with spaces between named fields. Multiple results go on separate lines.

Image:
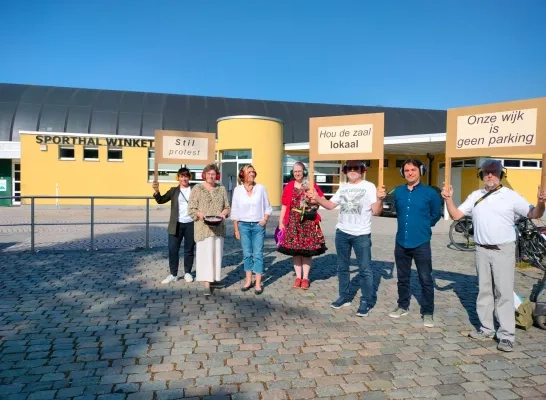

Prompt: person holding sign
xmin=152 ymin=167 xmax=196 ymax=284
xmin=307 ymin=160 xmax=386 ymax=316
xmin=388 ymin=159 xmax=442 ymax=328
xmin=231 ymin=164 xmax=273 ymax=294
xmin=442 ymin=159 xmax=546 ymax=352
xmin=278 ymin=161 xmax=327 ymax=290
xmin=188 ymin=163 xmax=230 ymax=296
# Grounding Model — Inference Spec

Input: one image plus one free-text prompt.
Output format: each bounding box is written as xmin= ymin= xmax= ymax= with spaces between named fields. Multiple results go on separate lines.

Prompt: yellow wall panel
xmin=216 ymin=117 xmax=284 ymax=207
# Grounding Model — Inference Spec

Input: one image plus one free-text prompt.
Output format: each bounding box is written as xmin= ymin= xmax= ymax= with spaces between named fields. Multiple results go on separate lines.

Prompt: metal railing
xmin=0 ymin=195 xmax=161 ymax=252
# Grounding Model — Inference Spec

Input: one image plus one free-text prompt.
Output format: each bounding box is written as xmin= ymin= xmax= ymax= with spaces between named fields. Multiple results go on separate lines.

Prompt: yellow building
xmin=1 ymin=83 xmax=544 ymax=218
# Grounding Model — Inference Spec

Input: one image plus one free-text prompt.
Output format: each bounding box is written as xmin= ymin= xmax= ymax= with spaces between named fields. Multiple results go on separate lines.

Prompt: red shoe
xmin=293 ymin=278 xmax=302 ymax=288
xmin=301 ymin=279 xmax=310 ymax=290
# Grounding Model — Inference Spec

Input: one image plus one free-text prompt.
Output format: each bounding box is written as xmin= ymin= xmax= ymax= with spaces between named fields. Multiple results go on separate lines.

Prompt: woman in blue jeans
xmin=231 ymin=164 xmax=273 ymax=294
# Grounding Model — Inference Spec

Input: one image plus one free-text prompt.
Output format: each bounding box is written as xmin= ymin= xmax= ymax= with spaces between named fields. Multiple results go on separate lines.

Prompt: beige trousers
xmin=196 ymin=236 xmax=224 ymax=282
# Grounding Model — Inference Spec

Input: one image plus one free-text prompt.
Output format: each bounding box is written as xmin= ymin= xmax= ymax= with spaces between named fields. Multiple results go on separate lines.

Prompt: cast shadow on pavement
xmin=220 ymin=245 xmax=395 ymax=309
xmin=0 ymin=241 xmax=394 ymax=399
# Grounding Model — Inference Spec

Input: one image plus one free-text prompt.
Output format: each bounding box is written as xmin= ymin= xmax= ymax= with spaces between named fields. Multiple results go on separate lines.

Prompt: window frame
xmin=58 ymin=146 xmax=75 ymax=161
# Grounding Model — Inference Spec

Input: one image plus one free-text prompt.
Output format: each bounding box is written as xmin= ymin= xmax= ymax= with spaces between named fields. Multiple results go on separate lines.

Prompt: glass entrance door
xmin=220 ymin=150 xmax=252 ymax=204
xmin=12 ymin=162 xmax=20 ymax=205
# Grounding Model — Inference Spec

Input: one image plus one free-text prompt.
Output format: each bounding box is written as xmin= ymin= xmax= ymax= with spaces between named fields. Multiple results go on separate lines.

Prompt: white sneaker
xmin=161 ymin=275 xmax=178 ymax=284
xmin=184 ymin=273 xmax=194 ymax=283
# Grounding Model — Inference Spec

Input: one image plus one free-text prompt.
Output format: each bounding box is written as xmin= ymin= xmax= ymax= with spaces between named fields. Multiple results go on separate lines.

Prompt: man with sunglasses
xmin=152 ymin=167 xmax=196 ymax=284
xmin=442 ymin=159 xmax=546 ymax=352
xmin=308 ymin=160 xmax=386 ymax=317
xmin=388 ymin=159 xmax=442 ymax=328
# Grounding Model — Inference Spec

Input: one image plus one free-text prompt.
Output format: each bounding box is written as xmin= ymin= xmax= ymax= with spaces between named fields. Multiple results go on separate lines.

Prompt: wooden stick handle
xmin=308 ymin=160 xmax=314 ymax=189
xmin=444 ymin=156 xmax=451 ymax=189
xmin=541 ymin=154 xmax=546 ymax=189
xmin=378 ymin=158 xmax=384 ymax=188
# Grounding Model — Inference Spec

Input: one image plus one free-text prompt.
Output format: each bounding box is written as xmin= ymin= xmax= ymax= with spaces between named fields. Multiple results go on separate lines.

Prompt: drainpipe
xmin=426 ymin=153 xmax=434 ymax=186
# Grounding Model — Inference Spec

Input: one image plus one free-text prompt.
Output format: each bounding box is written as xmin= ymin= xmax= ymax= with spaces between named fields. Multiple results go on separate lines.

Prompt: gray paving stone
xmin=2 ymin=209 xmax=546 ymax=400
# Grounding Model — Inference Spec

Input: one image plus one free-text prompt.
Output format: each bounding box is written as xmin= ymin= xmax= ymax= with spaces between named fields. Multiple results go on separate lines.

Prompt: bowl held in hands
xmin=204 ymin=216 xmax=223 ymax=226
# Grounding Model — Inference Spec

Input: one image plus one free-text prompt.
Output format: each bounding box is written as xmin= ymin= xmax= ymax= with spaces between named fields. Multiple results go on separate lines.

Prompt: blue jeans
xmin=238 ymin=222 xmax=266 ymax=274
xmin=335 ymin=229 xmax=373 ymax=305
xmin=394 ymin=241 xmax=434 ymax=315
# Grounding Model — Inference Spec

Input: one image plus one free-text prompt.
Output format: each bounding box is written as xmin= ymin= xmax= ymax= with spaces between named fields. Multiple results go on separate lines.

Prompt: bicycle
xmin=514 ymin=216 xmax=546 ymax=329
xmin=449 ymin=216 xmax=476 ymax=251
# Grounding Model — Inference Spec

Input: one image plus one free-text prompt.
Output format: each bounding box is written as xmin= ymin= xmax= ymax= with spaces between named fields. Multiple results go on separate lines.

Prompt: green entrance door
xmin=0 ymin=159 xmax=13 ymax=207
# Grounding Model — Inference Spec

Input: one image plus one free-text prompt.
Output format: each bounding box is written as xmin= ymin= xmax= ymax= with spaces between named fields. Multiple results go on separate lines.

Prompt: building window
xmin=282 ymin=155 xmax=341 ymax=200
xmin=83 ymin=147 xmax=99 ymax=161
xmin=221 ymin=149 xmax=252 ymax=161
xmin=383 ymin=159 xmax=389 ymax=168
xmin=494 ymin=158 xmax=541 ymax=169
xmin=362 ymin=160 xmax=372 ymax=168
xmin=147 ymin=149 xmax=205 ymax=184
xmin=502 ymin=159 xmax=521 ymax=168
xmin=522 ymin=160 xmax=538 ymax=168
xmin=107 ymin=147 xmax=123 ymax=161
xmin=395 ymin=159 xmax=405 ymax=169
xmin=59 ymin=146 xmax=75 ymax=160
xmin=451 ymin=161 xmax=463 ymax=168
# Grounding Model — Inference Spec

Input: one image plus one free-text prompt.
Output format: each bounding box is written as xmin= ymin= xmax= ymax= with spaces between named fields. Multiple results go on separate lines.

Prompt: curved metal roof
xmin=0 ymin=83 xmax=447 ymax=143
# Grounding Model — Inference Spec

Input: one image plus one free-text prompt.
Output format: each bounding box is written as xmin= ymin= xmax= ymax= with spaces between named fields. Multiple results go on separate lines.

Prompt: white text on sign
xmin=317 ymin=124 xmax=373 ymax=155
xmin=456 ymin=108 xmax=538 ymax=150
xmin=162 ymin=136 xmax=210 ymax=160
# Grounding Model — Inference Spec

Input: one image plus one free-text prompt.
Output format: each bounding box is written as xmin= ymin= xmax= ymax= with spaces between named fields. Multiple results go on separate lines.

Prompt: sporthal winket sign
xmin=35 ymin=135 xmax=154 ymax=148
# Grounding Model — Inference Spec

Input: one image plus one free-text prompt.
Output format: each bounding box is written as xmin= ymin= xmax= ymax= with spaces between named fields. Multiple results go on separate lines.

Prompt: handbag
xmin=291 ymin=204 xmax=318 ymax=222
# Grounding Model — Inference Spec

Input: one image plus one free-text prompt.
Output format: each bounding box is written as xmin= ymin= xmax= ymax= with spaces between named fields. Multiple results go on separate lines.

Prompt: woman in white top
xmin=231 ymin=164 xmax=273 ymax=294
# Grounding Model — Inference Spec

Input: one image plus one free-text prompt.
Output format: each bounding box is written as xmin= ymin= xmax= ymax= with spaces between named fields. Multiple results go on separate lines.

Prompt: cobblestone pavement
xmin=1 ymin=206 xmax=546 ymax=399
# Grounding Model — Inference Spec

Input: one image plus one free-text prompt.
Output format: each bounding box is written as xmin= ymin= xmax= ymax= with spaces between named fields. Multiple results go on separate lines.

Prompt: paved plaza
xmin=1 ymin=205 xmax=546 ymax=399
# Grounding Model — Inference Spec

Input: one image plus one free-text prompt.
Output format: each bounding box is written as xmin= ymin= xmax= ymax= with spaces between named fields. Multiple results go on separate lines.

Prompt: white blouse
xmin=230 ymin=183 xmax=273 ymax=223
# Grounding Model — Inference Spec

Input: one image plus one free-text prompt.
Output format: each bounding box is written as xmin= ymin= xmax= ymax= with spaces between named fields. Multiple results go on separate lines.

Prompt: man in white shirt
xmin=309 ymin=160 xmax=386 ymax=316
xmin=152 ymin=167 xmax=196 ymax=284
xmin=442 ymin=159 xmax=546 ymax=352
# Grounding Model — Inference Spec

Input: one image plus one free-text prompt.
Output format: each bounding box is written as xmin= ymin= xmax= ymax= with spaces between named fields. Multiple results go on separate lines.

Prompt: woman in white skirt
xmin=188 ymin=163 xmax=230 ymax=296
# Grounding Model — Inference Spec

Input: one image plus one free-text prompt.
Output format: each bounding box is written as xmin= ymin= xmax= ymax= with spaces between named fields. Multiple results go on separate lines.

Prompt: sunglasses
xmin=482 ymin=170 xmax=499 ymax=176
xmin=346 ymin=166 xmax=361 ymax=171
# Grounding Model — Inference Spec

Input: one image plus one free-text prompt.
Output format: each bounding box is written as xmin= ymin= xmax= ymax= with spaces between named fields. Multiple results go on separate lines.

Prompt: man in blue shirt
xmin=389 ymin=158 xmax=442 ymax=327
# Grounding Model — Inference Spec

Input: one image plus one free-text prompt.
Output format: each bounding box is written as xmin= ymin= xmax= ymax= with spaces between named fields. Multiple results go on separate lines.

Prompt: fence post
xmin=90 ymin=197 xmax=95 ymax=251
xmin=30 ymin=197 xmax=35 ymax=252
xmin=145 ymin=198 xmax=150 ymax=249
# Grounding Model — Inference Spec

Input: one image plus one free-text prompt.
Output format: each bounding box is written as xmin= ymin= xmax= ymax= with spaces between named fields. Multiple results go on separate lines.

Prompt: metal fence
xmin=0 ymin=195 xmax=159 ymax=252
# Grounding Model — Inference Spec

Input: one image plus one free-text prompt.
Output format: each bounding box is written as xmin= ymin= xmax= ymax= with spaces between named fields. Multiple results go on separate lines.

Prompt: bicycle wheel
xmin=449 ymin=217 xmax=476 ymax=251
xmin=520 ymin=233 xmax=546 ymax=270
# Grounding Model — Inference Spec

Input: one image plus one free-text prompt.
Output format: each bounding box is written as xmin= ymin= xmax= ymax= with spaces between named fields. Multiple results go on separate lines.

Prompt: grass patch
xmin=516 ymin=261 xmax=533 ymax=270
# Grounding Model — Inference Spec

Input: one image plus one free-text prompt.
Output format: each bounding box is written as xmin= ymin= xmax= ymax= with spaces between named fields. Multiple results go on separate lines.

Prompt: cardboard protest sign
xmin=445 ymin=98 xmax=546 ymax=187
xmin=309 ymin=113 xmax=385 ymax=187
xmin=153 ymin=130 xmax=216 ymax=180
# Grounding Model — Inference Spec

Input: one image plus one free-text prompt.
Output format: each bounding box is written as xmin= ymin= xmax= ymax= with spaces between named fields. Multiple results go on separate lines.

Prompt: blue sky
xmin=1 ymin=0 xmax=545 ymax=109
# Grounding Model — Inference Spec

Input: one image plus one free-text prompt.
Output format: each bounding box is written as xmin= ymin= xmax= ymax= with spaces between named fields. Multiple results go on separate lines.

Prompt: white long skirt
xmin=196 ymin=236 xmax=224 ymax=282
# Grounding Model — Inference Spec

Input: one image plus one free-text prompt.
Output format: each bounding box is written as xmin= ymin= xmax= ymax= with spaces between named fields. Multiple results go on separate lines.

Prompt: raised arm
xmin=441 ymin=182 xmax=466 ymax=220
xmin=152 ymin=183 xmax=173 ymax=204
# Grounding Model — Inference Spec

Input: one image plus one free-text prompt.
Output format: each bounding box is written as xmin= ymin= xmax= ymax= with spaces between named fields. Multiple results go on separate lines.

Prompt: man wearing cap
xmin=442 ymin=159 xmax=546 ymax=352
xmin=308 ymin=160 xmax=386 ymax=317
